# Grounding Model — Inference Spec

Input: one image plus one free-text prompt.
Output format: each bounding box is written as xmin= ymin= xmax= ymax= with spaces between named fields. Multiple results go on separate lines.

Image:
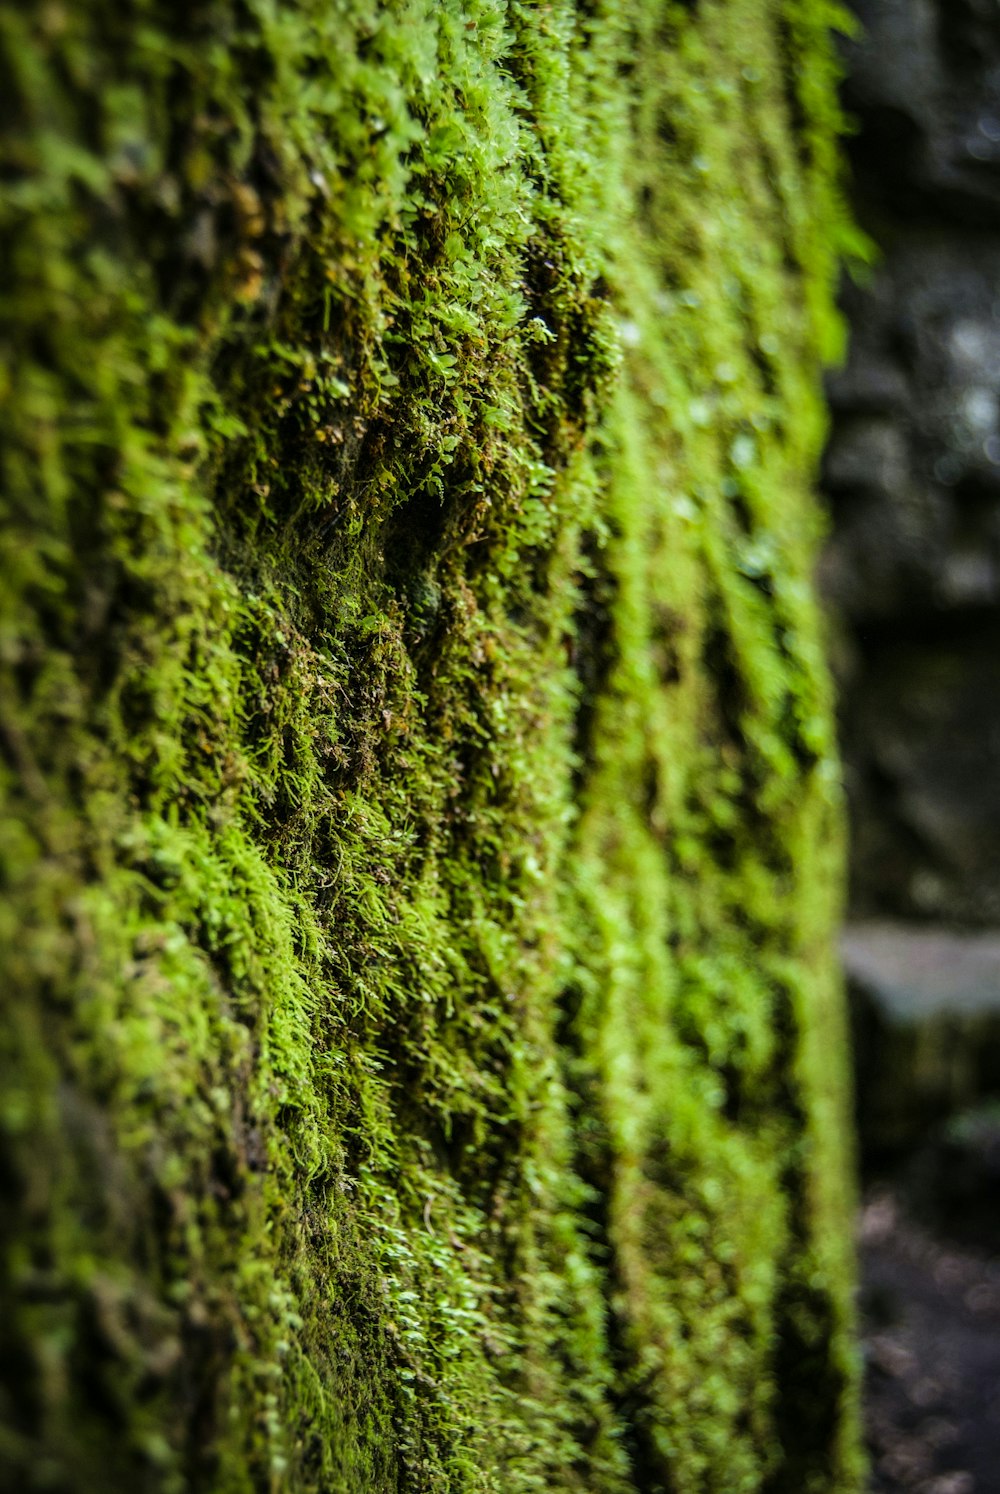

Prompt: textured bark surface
xmin=0 ymin=3 xmax=861 ymax=1491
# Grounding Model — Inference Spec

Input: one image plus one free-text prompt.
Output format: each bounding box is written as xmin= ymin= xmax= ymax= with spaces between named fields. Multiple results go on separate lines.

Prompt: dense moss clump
xmin=0 ymin=1 xmax=862 ymax=1489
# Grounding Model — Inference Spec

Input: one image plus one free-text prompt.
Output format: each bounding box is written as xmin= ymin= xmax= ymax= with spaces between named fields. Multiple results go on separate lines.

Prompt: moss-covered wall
xmin=0 ymin=2 xmax=861 ymax=1489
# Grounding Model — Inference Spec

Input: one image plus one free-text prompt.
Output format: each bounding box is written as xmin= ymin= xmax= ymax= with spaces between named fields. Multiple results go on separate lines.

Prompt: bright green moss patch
xmin=0 ymin=1 xmax=861 ymax=1489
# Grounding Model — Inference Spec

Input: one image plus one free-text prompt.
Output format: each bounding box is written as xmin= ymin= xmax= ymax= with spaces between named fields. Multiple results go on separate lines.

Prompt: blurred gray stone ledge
xmin=844 ymin=922 xmax=1000 ymax=1158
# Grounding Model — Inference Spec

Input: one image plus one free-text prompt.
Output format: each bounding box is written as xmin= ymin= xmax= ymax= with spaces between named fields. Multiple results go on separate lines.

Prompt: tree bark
xmin=0 ymin=2 xmax=861 ymax=1489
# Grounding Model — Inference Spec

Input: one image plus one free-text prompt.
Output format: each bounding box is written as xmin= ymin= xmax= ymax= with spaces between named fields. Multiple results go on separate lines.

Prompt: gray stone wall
xmin=823 ymin=0 xmax=1000 ymax=926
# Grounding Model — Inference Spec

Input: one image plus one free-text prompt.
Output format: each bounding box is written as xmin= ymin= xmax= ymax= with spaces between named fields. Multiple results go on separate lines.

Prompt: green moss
xmin=0 ymin=0 xmax=861 ymax=1489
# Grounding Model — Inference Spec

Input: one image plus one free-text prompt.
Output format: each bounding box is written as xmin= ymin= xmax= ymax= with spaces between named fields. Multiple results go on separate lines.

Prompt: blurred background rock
xmin=822 ymin=2 xmax=1000 ymax=1487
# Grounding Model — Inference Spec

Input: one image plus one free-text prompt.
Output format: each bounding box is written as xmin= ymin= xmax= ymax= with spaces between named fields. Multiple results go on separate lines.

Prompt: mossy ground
xmin=0 ymin=1 xmax=862 ymax=1489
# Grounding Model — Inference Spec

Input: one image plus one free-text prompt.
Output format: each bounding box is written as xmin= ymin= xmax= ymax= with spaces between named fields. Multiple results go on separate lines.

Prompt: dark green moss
xmin=0 ymin=1 xmax=862 ymax=1489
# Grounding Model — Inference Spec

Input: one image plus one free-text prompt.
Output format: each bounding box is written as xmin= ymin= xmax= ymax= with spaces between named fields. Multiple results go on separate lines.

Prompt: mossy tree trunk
xmin=0 ymin=1 xmax=861 ymax=1490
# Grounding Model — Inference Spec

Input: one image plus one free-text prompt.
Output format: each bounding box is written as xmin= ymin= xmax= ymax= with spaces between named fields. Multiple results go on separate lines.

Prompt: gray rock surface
xmin=845 ymin=923 xmax=1000 ymax=1156
xmin=824 ymin=0 xmax=1000 ymax=924
xmin=843 ymin=923 xmax=1000 ymax=1020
